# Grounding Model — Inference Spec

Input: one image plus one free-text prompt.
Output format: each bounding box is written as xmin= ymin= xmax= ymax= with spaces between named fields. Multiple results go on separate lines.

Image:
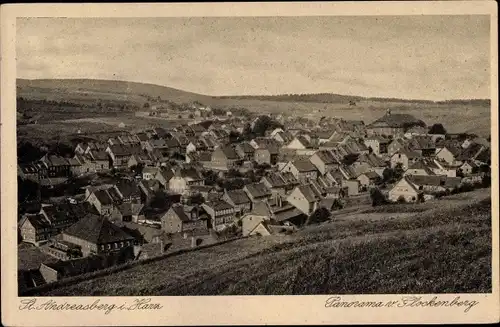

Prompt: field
xmin=17 ymin=78 xmax=491 ymax=137
xmin=34 ymin=188 xmax=491 ymax=296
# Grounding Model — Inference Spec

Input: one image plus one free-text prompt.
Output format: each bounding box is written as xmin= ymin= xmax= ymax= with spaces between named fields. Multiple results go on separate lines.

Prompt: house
xmin=281 ymin=159 xmax=319 ymax=183
xmin=114 ymin=179 xmax=142 ymax=203
xmin=106 ymin=144 xmax=143 ymax=168
xmin=456 ymin=143 xmax=486 ymax=163
xmin=390 ymin=148 xmax=421 ymax=170
xmin=160 ymin=204 xmax=208 ymax=234
xmin=223 ymin=189 xmax=252 ymax=214
xmin=435 ymin=144 xmax=463 ymax=165
xmin=272 ymin=131 xmax=293 ymax=144
xmin=286 ymin=135 xmax=315 ymax=155
xmin=254 ymin=148 xmax=277 ymax=165
xmin=459 ymin=160 xmax=479 ymax=176
xmin=243 ymin=182 xmax=272 ymax=203
xmin=241 ymin=200 xmax=304 ymax=236
xmin=388 ymin=175 xmax=462 ymax=202
xmin=387 ymin=138 xmax=408 ymax=156
xmin=88 ymin=150 xmax=110 ymax=171
xmin=408 ymin=136 xmax=436 ymax=157
xmin=366 ymin=111 xmax=425 ymax=137
xmin=364 ymin=136 xmax=391 ymax=155
xmin=39 ymin=154 xmax=71 ymax=178
xmin=309 ymin=150 xmax=340 ymax=175
xmin=61 ymin=214 xmax=135 ymax=257
xmin=404 ymin=125 xmax=429 ymax=139
xmin=18 ymin=214 xmax=52 ymax=246
xmin=404 ymin=159 xmax=436 ymax=176
xmin=128 ymin=152 xmax=155 ymax=168
xmin=154 ymin=167 xmax=174 ymax=189
xmin=168 ymin=168 xmax=205 ymax=196
xmin=138 ymin=179 xmax=161 ymax=205
xmin=211 ymin=145 xmax=241 ymax=171
xmin=201 ymin=200 xmax=236 ymax=230
xmin=235 ymin=142 xmax=256 ymax=161
xmin=260 ymin=172 xmax=299 ymax=197
xmin=286 ymin=184 xmax=323 ymax=215
xmin=357 ymin=171 xmax=382 ymax=189
xmin=87 ymin=189 xmax=116 ymax=216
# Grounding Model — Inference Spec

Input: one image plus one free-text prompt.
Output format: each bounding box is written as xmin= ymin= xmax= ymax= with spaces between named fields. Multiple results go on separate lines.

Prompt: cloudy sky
xmin=17 ymin=16 xmax=490 ymax=100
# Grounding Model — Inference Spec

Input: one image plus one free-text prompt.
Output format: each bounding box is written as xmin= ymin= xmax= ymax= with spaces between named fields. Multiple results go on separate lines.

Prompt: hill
xmin=29 ymin=188 xmax=491 ymax=296
xmin=16 ymin=79 xmax=491 ymax=136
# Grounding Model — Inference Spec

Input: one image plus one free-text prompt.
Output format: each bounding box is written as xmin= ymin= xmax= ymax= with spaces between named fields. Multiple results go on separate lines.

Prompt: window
xmin=107 ymin=244 xmax=111 ymax=250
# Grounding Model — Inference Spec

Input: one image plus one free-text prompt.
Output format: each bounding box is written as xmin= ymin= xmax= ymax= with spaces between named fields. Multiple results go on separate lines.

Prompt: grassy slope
xmin=38 ymin=188 xmax=491 ymax=296
xmin=17 ymin=79 xmax=491 ymax=136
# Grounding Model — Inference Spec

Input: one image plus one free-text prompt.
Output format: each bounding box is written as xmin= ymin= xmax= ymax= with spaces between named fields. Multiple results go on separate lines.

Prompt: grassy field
xmin=17 ymin=78 xmax=491 ymax=136
xmin=36 ymin=188 xmax=491 ymax=296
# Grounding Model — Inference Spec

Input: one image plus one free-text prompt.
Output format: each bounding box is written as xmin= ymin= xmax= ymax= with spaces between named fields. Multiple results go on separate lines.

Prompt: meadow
xmin=34 ymin=188 xmax=491 ymax=296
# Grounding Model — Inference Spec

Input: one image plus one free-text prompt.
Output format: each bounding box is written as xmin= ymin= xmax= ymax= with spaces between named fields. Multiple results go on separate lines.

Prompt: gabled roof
xmin=292 ymin=159 xmax=317 ymax=172
xmin=295 ymin=135 xmax=312 ymax=148
xmin=406 ymin=175 xmax=462 ymax=188
xmin=245 ymin=182 xmax=272 ymax=199
xmin=63 ymin=214 xmax=135 ymax=244
xmin=360 ymin=171 xmax=381 ymax=180
xmin=313 ymin=150 xmax=339 ymax=165
xmin=456 ymin=143 xmax=484 ymax=161
xmin=21 ymin=214 xmax=51 ymax=229
xmin=93 ymin=189 xmax=114 ymax=206
xmin=297 ymin=184 xmax=322 ymax=203
xmin=262 ymin=172 xmax=286 ymax=188
xmin=169 ymin=204 xmax=191 ymax=222
xmin=219 ymin=145 xmax=240 ymax=160
xmin=236 ymin=142 xmax=255 ymax=154
xmin=203 ymin=199 xmax=234 ymax=211
xmin=225 ymin=189 xmax=251 ymax=204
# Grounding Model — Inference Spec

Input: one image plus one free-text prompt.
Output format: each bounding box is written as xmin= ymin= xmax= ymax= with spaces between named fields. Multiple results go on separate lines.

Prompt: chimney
xmin=277 ymin=195 xmax=283 ymax=207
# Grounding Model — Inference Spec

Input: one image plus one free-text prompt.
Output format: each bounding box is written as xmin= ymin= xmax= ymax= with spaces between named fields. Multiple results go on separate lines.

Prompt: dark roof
xmin=262 ymin=172 xmax=286 ymax=188
xmin=93 ymin=189 xmax=114 ymax=206
xmin=297 ymin=184 xmax=322 ymax=203
xmin=237 ymin=142 xmax=255 ymax=154
xmin=220 ymin=146 xmax=240 ymax=160
xmin=313 ymin=150 xmax=339 ymax=165
xmin=368 ymin=113 xmax=424 ymax=128
xmin=292 ymin=159 xmax=317 ymax=172
xmin=457 ymin=143 xmax=484 ymax=161
xmin=409 ymin=136 xmax=436 ymax=150
xmin=225 ymin=189 xmax=251 ymax=205
xmin=204 ymin=199 xmax=234 ymax=211
xmin=169 ymin=204 xmax=191 ymax=222
xmin=296 ymin=135 xmax=312 ymax=148
xmin=360 ymin=171 xmax=381 ymax=180
xmin=109 ymin=144 xmax=143 ymax=156
xmin=63 ymin=214 xmax=135 ymax=244
xmin=245 ymin=182 xmax=272 ymax=199
xmin=22 ymin=214 xmax=50 ymax=229
xmin=406 ymin=175 xmax=462 ymax=188
xmin=115 ymin=180 xmax=141 ymax=198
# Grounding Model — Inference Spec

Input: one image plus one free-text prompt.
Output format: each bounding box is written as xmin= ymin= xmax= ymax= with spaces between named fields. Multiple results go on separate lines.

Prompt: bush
xmin=370 ymin=188 xmax=388 ymax=207
xmin=397 ymin=195 xmax=407 ymax=204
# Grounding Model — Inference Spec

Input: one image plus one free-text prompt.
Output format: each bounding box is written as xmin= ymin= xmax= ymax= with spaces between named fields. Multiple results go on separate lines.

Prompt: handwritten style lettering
xmin=325 ymin=296 xmax=479 ymax=313
xmin=19 ymin=298 xmax=163 ymax=315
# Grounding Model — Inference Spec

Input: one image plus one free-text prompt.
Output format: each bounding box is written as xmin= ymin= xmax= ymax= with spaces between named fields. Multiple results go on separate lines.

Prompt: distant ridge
xmin=17 ymin=78 xmax=490 ymax=106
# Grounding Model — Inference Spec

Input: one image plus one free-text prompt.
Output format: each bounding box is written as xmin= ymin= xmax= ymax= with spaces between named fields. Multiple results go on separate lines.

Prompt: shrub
xmin=370 ymin=188 xmax=388 ymax=207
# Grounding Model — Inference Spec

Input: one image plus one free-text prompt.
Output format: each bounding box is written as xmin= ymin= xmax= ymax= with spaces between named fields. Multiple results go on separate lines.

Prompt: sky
xmin=17 ymin=16 xmax=491 ymax=100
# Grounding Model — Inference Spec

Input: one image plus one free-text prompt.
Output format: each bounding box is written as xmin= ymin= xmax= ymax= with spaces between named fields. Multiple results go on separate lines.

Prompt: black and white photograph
xmin=1 ymin=2 xmax=498 ymax=326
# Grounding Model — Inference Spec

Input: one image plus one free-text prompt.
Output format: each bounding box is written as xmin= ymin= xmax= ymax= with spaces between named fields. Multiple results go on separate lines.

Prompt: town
xmin=17 ymin=99 xmax=491 ymax=294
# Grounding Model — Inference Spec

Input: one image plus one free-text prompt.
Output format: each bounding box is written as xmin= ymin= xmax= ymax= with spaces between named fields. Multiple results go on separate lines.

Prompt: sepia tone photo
xmin=1 ymin=2 xmax=499 ymax=326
